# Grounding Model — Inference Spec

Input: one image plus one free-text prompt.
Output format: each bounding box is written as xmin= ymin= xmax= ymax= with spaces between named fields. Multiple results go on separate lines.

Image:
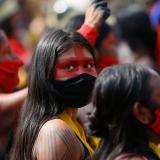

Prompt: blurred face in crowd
xmin=0 ymin=31 xmax=22 ymax=93
xmin=148 ymin=70 xmax=160 ymax=138
xmin=148 ymin=70 xmax=160 ymax=109
xmin=99 ymin=31 xmax=117 ymax=55
xmin=0 ymin=31 xmax=10 ymax=55
xmin=135 ymin=69 xmax=160 ymax=142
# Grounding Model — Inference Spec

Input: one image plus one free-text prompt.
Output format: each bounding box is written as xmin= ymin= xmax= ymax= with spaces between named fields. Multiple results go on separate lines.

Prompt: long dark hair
xmin=11 ymin=29 xmax=95 ymax=160
xmin=89 ymin=64 xmax=156 ymax=160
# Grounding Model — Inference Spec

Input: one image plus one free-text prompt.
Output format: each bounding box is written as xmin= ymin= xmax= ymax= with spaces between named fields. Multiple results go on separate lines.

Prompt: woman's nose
xmin=76 ymin=66 xmax=86 ymax=75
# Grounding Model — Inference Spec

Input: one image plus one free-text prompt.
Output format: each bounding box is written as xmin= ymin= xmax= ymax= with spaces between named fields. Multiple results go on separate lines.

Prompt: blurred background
xmin=0 ymin=0 xmax=156 ymax=47
xmin=0 ymin=0 xmax=159 ymax=88
xmin=0 ymin=0 xmax=157 ymax=46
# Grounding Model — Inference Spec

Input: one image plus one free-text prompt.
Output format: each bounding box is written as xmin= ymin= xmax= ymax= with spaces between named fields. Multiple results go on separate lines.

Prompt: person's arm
xmin=78 ymin=0 xmax=110 ymax=46
xmin=33 ymin=119 xmax=84 ymax=160
xmin=78 ymin=24 xmax=99 ymax=46
xmin=0 ymin=88 xmax=28 ymax=112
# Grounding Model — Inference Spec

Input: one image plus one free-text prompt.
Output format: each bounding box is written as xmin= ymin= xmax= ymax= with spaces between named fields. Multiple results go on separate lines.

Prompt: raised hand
xmin=84 ymin=0 xmax=110 ymax=30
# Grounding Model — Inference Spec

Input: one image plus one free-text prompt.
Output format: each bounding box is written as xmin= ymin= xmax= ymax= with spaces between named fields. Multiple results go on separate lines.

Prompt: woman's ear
xmin=132 ymin=102 xmax=152 ymax=125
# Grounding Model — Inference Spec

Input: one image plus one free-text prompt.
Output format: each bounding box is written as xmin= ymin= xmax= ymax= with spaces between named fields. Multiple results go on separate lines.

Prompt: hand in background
xmin=84 ymin=0 xmax=110 ymax=30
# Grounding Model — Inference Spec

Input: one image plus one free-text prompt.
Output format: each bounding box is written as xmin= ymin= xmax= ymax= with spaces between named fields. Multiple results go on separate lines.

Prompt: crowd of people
xmin=0 ymin=0 xmax=160 ymax=159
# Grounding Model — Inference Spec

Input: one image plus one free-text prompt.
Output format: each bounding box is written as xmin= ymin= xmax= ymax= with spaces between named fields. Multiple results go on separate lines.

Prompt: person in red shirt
xmin=0 ymin=30 xmax=27 ymax=160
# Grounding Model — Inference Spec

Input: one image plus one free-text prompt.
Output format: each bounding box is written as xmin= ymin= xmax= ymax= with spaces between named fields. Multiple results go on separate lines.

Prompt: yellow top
xmin=58 ymin=111 xmax=94 ymax=154
xmin=91 ymin=136 xmax=101 ymax=148
xmin=149 ymin=142 xmax=160 ymax=158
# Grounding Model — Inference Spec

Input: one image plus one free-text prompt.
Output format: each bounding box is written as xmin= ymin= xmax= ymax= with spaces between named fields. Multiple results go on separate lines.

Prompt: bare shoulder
xmin=33 ymin=119 xmax=84 ymax=160
xmin=37 ymin=118 xmax=79 ymax=146
xmin=41 ymin=118 xmax=73 ymax=131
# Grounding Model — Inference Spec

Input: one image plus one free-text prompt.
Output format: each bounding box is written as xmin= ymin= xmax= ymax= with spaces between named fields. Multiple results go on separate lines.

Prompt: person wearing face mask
xmin=88 ymin=64 xmax=160 ymax=160
xmin=10 ymin=29 xmax=96 ymax=160
xmin=10 ymin=1 xmax=110 ymax=160
xmin=10 ymin=2 xmax=110 ymax=157
xmin=0 ymin=30 xmax=27 ymax=111
xmin=94 ymin=23 xmax=118 ymax=73
xmin=0 ymin=30 xmax=23 ymax=93
xmin=0 ymin=30 xmax=28 ymax=160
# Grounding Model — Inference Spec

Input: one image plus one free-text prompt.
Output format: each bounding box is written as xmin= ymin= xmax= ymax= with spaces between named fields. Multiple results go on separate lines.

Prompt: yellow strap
xmin=91 ymin=136 xmax=101 ymax=148
xmin=149 ymin=142 xmax=160 ymax=158
xmin=58 ymin=111 xmax=94 ymax=154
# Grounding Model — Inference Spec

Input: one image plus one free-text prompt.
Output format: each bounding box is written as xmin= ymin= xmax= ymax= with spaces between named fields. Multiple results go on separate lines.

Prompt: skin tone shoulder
xmin=33 ymin=119 xmax=85 ymax=160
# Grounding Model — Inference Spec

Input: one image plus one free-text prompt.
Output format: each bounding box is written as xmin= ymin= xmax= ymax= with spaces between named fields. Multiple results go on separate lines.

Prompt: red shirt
xmin=78 ymin=24 xmax=99 ymax=46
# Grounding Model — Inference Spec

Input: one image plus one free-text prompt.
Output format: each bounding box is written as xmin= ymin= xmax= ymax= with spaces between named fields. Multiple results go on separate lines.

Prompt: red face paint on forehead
xmin=73 ymin=45 xmax=88 ymax=59
xmin=53 ymin=45 xmax=97 ymax=80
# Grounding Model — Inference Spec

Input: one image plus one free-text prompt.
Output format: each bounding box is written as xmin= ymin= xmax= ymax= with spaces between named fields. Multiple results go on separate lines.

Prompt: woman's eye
xmin=84 ymin=63 xmax=93 ymax=69
xmin=65 ymin=64 xmax=74 ymax=71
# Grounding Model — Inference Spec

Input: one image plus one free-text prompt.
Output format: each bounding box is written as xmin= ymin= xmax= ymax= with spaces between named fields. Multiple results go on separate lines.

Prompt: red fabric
xmin=78 ymin=25 xmax=119 ymax=72
xmin=156 ymin=25 xmax=160 ymax=68
xmin=9 ymin=37 xmax=30 ymax=64
xmin=78 ymin=24 xmax=99 ymax=46
xmin=97 ymin=55 xmax=119 ymax=72
xmin=0 ymin=60 xmax=23 ymax=93
xmin=150 ymin=108 xmax=160 ymax=134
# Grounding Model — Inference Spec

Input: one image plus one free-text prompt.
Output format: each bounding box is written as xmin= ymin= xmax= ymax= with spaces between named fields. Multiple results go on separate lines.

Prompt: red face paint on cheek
xmin=53 ymin=46 xmax=97 ymax=80
xmin=74 ymin=46 xmax=97 ymax=75
xmin=53 ymin=46 xmax=80 ymax=79
xmin=54 ymin=59 xmax=77 ymax=79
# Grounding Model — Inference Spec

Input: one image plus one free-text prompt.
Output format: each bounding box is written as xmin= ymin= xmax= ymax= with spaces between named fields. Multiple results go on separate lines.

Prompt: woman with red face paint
xmin=10 ymin=1 xmax=110 ymax=157
xmin=10 ymin=1 xmax=110 ymax=160
xmin=88 ymin=64 xmax=160 ymax=160
xmin=11 ymin=30 xmax=96 ymax=160
xmin=0 ymin=30 xmax=28 ymax=160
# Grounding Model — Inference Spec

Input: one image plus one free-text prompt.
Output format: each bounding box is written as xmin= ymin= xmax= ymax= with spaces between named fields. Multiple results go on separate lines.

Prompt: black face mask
xmin=53 ymin=73 xmax=96 ymax=108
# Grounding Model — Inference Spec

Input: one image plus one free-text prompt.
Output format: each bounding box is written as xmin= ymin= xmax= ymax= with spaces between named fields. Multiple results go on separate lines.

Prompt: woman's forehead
xmin=57 ymin=45 xmax=93 ymax=60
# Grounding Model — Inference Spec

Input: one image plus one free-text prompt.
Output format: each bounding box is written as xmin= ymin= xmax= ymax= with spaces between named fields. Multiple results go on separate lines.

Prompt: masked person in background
xmin=0 ymin=30 xmax=27 ymax=160
xmin=0 ymin=30 xmax=23 ymax=93
xmin=93 ymin=23 xmax=118 ymax=72
xmin=89 ymin=64 xmax=160 ymax=160
xmin=11 ymin=1 xmax=110 ymax=159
